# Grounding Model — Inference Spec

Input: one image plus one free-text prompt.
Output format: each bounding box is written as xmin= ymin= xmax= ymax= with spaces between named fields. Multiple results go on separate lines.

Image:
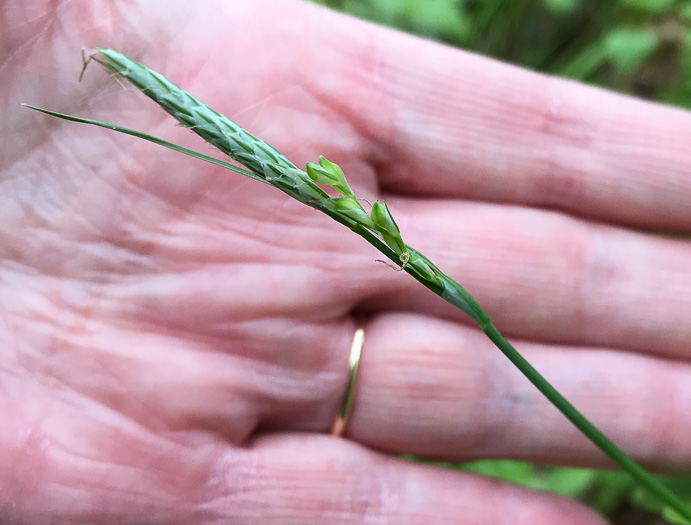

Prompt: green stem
xmin=437 ymin=276 xmax=691 ymax=521
xmin=479 ymin=322 xmax=690 ymax=520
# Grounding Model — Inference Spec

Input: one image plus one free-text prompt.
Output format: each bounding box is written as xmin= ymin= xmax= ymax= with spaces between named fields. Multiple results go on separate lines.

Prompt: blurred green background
xmin=311 ymin=0 xmax=691 ymax=108
xmin=308 ymin=1 xmax=691 ymax=523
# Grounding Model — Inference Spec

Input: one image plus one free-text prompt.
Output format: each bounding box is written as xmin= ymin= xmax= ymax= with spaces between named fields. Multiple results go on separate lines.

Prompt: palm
xmin=3 ymin=1 xmax=691 ymax=523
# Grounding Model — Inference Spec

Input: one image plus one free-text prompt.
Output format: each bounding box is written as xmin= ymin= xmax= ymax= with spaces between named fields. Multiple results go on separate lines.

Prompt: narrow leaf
xmin=22 ymin=104 xmax=268 ymax=184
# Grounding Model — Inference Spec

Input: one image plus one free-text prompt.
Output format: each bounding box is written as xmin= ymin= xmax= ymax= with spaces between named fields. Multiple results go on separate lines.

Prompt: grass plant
xmin=24 ymin=48 xmax=691 ymax=524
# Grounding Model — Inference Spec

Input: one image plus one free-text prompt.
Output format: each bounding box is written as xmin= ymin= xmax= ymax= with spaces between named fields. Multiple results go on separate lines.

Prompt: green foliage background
xmin=312 ymin=0 xmax=691 ymax=109
xmin=309 ymin=1 xmax=691 ymax=523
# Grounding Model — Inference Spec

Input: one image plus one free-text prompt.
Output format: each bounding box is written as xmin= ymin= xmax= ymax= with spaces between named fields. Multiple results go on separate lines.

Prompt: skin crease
xmin=2 ymin=0 xmax=691 ymax=523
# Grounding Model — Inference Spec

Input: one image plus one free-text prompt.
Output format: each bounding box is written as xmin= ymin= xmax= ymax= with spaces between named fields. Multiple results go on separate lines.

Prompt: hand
xmin=3 ymin=1 xmax=690 ymax=523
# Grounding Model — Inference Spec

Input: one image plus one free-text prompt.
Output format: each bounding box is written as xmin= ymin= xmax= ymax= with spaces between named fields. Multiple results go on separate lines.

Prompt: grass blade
xmin=22 ymin=104 xmax=268 ymax=184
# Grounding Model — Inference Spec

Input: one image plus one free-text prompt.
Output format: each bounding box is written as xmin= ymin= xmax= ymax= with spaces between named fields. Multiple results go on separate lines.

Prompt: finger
xmin=350 ymin=196 xmax=691 ymax=359
xmin=345 ymin=312 xmax=691 ymax=470
xmin=284 ymin=2 xmax=691 ymax=231
xmin=6 ymin=421 xmax=608 ymax=524
xmin=221 ymin=434 xmax=608 ymax=525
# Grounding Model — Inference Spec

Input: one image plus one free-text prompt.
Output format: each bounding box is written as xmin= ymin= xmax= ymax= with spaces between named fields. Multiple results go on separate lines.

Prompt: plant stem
xmin=479 ymin=322 xmax=690 ymax=520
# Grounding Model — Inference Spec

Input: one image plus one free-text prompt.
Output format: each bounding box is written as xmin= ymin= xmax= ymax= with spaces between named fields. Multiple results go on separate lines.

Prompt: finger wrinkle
xmin=0 ymin=398 xmax=51 ymax=514
xmin=205 ymin=435 xmax=389 ymax=524
xmin=28 ymin=414 xmax=225 ymax=523
xmin=633 ymin=358 xmax=691 ymax=466
xmin=520 ymin=75 xmax=595 ymax=210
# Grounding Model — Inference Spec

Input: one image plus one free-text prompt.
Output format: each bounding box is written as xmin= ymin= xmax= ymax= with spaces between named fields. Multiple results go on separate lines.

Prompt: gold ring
xmin=331 ymin=325 xmax=365 ymax=437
